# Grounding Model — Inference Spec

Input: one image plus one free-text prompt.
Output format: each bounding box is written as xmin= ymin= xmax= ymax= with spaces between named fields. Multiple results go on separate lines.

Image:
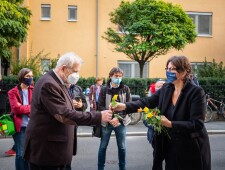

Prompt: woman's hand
xmin=161 ymin=115 xmax=172 ymax=128
xmin=109 ymin=102 xmax=126 ymax=111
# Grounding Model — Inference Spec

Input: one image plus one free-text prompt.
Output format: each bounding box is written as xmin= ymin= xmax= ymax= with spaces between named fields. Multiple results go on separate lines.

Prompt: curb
xmin=206 ymin=130 xmax=225 ymax=134
xmin=1 ymin=130 xmax=225 ymax=139
xmin=77 ymin=130 xmax=225 ymax=137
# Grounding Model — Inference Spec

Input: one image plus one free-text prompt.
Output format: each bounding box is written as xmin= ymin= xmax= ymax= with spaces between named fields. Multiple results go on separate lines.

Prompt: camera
xmin=74 ymin=96 xmax=81 ymax=102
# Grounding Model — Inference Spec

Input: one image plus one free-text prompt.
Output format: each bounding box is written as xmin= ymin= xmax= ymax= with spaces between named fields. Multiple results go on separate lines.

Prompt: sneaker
xmin=5 ymin=149 xmax=16 ymax=156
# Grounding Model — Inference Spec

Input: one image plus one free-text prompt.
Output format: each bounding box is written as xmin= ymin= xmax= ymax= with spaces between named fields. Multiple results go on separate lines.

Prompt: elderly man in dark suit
xmin=24 ymin=52 xmax=112 ymax=170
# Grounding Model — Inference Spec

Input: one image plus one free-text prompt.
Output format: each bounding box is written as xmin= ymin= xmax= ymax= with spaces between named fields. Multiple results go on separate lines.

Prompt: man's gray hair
xmin=56 ymin=52 xmax=83 ymax=68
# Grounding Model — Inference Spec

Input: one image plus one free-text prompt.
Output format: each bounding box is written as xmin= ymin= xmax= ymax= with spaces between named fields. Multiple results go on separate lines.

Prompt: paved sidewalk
xmin=77 ymin=120 xmax=225 ymax=137
xmin=1 ymin=119 xmax=224 ymax=139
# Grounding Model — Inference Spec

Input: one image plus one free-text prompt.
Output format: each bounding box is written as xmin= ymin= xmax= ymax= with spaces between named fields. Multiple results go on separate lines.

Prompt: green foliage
xmin=2 ymin=76 xmax=225 ymax=100
xmin=11 ymin=51 xmax=49 ymax=76
xmin=197 ymin=58 xmax=225 ymax=78
xmin=0 ymin=0 xmax=31 ymax=60
xmin=103 ymin=0 xmax=197 ymax=77
xmin=49 ymin=57 xmax=59 ymax=70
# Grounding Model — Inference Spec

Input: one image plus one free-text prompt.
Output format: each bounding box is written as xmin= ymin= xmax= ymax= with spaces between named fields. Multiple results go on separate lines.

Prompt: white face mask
xmin=67 ymin=73 xmax=80 ymax=84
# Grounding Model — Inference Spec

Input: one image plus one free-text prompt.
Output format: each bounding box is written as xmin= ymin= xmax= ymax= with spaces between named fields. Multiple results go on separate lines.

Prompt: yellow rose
xmin=143 ymin=107 xmax=149 ymax=113
xmin=147 ymin=113 xmax=153 ymax=118
xmin=137 ymin=108 xmax=143 ymax=113
xmin=112 ymin=94 xmax=118 ymax=101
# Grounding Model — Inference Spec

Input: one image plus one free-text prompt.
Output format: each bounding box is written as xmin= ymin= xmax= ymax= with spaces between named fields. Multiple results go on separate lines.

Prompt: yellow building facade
xmin=18 ymin=0 xmax=225 ymax=78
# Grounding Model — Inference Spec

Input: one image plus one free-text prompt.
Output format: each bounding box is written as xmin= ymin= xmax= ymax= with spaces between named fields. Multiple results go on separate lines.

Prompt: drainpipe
xmin=96 ymin=0 xmax=99 ymax=77
xmin=18 ymin=45 xmax=21 ymax=65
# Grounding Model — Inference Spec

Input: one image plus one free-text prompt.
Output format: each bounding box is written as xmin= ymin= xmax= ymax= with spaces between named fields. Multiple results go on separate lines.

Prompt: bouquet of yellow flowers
xmin=138 ymin=107 xmax=170 ymax=138
xmin=111 ymin=94 xmax=124 ymax=120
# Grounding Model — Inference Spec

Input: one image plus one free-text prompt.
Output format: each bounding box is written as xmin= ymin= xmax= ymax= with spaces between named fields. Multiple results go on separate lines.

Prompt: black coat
xmin=126 ymin=80 xmax=211 ymax=170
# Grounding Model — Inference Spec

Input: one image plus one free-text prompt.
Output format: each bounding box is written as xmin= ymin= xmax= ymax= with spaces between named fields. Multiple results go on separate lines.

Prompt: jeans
xmin=98 ymin=124 xmax=126 ymax=170
xmin=14 ymin=127 xmax=29 ymax=170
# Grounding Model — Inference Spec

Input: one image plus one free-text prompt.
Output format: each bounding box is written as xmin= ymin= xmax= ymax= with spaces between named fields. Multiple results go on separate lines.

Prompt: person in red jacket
xmin=8 ymin=68 xmax=34 ymax=170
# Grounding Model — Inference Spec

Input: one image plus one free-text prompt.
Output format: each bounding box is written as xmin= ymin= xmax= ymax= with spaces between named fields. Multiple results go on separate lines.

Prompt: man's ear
xmin=62 ymin=65 xmax=67 ymax=71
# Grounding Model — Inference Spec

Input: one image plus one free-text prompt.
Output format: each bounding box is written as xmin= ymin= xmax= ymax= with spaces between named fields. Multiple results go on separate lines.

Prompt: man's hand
xmin=109 ymin=118 xmax=120 ymax=127
xmin=109 ymin=102 xmax=126 ymax=111
xmin=101 ymin=110 xmax=113 ymax=122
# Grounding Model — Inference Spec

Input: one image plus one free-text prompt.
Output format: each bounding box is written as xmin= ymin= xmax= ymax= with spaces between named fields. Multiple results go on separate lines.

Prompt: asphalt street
xmin=0 ymin=120 xmax=225 ymax=170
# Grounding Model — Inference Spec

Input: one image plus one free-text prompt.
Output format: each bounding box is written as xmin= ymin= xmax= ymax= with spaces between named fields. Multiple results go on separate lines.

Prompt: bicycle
xmin=129 ymin=95 xmax=143 ymax=125
xmin=204 ymin=94 xmax=225 ymax=123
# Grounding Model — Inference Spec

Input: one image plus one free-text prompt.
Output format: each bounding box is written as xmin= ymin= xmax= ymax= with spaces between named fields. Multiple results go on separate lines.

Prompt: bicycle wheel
xmin=129 ymin=112 xmax=142 ymax=125
xmin=204 ymin=105 xmax=213 ymax=123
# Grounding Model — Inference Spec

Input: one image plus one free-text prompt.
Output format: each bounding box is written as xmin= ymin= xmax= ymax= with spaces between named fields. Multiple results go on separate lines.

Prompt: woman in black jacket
xmin=112 ymin=56 xmax=211 ymax=170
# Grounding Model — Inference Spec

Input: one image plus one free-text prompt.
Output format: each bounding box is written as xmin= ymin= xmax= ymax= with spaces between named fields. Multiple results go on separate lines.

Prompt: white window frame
xmin=117 ymin=25 xmax=128 ymax=34
xmin=41 ymin=4 xmax=51 ymax=20
xmin=68 ymin=5 xmax=77 ymax=22
xmin=118 ymin=61 xmax=149 ymax=78
xmin=187 ymin=12 xmax=212 ymax=37
xmin=191 ymin=62 xmax=207 ymax=76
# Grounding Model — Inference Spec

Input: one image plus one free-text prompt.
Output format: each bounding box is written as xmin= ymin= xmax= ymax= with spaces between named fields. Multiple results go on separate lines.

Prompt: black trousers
xmin=29 ymin=162 xmax=71 ymax=170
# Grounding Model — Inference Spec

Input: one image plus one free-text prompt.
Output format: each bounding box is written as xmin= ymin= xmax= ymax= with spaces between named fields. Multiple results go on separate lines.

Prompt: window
xmin=41 ymin=59 xmax=50 ymax=74
xmin=68 ymin=5 xmax=77 ymax=21
xmin=41 ymin=4 xmax=51 ymax=20
xmin=118 ymin=61 xmax=149 ymax=78
xmin=117 ymin=25 xmax=129 ymax=34
xmin=187 ymin=12 xmax=212 ymax=37
xmin=191 ymin=62 xmax=206 ymax=75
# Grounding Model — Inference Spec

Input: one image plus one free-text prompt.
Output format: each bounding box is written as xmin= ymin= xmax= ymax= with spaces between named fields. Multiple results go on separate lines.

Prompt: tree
xmin=11 ymin=50 xmax=49 ymax=76
xmin=197 ymin=58 xmax=225 ymax=78
xmin=0 ymin=0 xmax=31 ymax=74
xmin=103 ymin=0 xmax=197 ymax=77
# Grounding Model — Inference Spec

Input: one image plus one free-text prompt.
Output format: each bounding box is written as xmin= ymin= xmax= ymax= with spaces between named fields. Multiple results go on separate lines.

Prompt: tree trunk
xmin=139 ymin=62 xmax=145 ymax=78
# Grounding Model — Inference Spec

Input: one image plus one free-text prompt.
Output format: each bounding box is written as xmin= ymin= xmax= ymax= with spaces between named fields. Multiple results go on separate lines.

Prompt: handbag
xmin=122 ymin=114 xmax=131 ymax=126
xmin=0 ymin=114 xmax=16 ymax=136
xmin=92 ymin=125 xmax=101 ymax=138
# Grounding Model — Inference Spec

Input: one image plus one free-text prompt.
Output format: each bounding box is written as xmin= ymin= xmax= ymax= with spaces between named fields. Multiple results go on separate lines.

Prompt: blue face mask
xmin=23 ymin=77 xmax=33 ymax=86
xmin=112 ymin=77 xmax=122 ymax=85
xmin=166 ymin=71 xmax=177 ymax=83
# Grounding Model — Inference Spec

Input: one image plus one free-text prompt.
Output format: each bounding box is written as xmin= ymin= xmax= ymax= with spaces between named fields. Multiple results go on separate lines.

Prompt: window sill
xmin=197 ymin=35 xmax=213 ymax=38
xmin=67 ymin=20 xmax=78 ymax=22
xmin=40 ymin=18 xmax=51 ymax=21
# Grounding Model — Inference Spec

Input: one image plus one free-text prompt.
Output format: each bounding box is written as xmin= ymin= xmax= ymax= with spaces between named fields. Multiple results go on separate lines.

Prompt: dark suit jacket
xmin=24 ymin=70 xmax=101 ymax=166
xmin=126 ymin=80 xmax=211 ymax=170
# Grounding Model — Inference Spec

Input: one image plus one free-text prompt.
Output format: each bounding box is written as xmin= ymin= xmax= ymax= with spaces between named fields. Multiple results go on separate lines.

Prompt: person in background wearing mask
xmin=97 ymin=67 xmax=131 ymax=170
xmin=155 ymin=79 xmax=166 ymax=91
xmin=66 ymin=77 xmax=87 ymax=112
xmin=65 ymin=75 xmax=87 ymax=170
xmin=24 ymin=52 xmax=112 ymax=170
xmin=89 ymin=77 xmax=104 ymax=111
xmin=111 ymin=56 xmax=211 ymax=170
xmin=8 ymin=68 xmax=34 ymax=170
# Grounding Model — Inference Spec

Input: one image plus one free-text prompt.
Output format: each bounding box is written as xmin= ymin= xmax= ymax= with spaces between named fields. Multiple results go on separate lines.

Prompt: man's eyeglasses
xmin=165 ymin=67 xmax=177 ymax=72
